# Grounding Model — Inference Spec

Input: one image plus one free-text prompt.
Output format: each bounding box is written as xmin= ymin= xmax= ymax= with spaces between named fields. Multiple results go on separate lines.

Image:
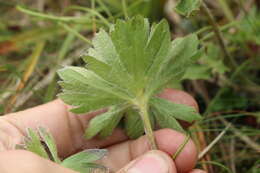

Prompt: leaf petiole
xmin=135 ymin=96 xmax=157 ymax=150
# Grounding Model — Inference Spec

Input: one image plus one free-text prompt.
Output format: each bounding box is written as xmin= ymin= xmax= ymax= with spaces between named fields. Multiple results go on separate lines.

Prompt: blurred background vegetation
xmin=0 ymin=0 xmax=259 ymax=172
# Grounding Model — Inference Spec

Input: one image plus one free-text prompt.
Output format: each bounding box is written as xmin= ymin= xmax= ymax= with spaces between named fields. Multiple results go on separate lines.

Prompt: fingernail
xmin=127 ymin=153 xmax=168 ymax=173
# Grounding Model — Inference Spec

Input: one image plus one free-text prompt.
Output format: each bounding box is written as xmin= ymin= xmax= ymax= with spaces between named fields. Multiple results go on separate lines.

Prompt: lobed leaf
xmin=88 ymin=30 xmax=134 ymax=90
xmin=183 ymin=64 xmax=211 ymax=80
xmin=175 ymin=0 xmax=202 ymax=17
xmin=159 ymin=34 xmax=202 ymax=86
xmin=58 ymin=91 xmax=120 ymax=114
xmin=145 ymin=20 xmax=172 ymax=93
xmin=201 ymin=43 xmax=229 ymax=74
xmin=84 ymin=105 xmax=126 ymax=139
xmin=57 ymin=16 xmax=203 ymax=141
xmin=111 ymin=16 xmax=150 ymax=85
xmin=99 ymin=111 xmax=124 ymax=138
xmin=38 ymin=127 xmax=61 ymax=163
xmin=61 ymin=149 xmax=108 ymax=173
xmin=152 ymin=108 xmax=184 ymax=132
xmin=83 ymin=55 xmax=134 ymax=94
xmin=24 ymin=128 xmax=49 ymax=159
xmin=124 ymin=109 xmax=144 ymax=139
xmin=58 ymin=66 xmax=133 ymax=100
xmin=151 ymin=97 xmax=201 ymax=123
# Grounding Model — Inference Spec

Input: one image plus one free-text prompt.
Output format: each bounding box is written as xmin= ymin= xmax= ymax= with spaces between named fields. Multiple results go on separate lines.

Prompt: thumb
xmin=117 ymin=150 xmax=177 ymax=173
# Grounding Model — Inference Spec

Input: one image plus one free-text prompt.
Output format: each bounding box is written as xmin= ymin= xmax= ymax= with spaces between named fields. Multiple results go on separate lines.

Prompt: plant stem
xmin=59 ymin=23 xmax=92 ymax=45
xmin=138 ymin=102 xmax=157 ymax=150
xmin=122 ymin=0 xmax=129 ymax=19
xmin=173 ymin=133 xmax=190 ymax=159
xmin=201 ymin=1 xmax=237 ymax=69
xmin=91 ymin=0 xmax=97 ymax=34
xmin=217 ymin=0 xmax=235 ymax=22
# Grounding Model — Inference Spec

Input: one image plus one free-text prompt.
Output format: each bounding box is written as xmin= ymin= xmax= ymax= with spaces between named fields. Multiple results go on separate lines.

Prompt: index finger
xmin=0 ymin=100 xmax=127 ymax=157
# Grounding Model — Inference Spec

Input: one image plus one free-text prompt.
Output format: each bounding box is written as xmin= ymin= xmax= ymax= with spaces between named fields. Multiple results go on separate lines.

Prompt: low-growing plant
xmin=57 ymin=16 xmax=202 ymax=150
xmin=18 ymin=127 xmax=108 ymax=173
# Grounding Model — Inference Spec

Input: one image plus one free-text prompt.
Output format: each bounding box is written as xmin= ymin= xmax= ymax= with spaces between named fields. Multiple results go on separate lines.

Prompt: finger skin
xmin=117 ymin=150 xmax=177 ymax=173
xmin=0 ymin=150 xmax=76 ymax=173
xmin=101 ymin=129 xmax=197 ymax=173
xmin=0 ymin=89 xmax=198 ymax=157
xmin=189 ymin=169 xmax=207 ymax=173
xmin=0 ymin=100 xmax=127 ymax=156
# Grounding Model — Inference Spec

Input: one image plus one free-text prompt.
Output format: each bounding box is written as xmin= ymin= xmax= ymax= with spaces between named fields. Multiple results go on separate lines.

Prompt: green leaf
xmin=81 ymin=163 xmax=108 ymax=173
xmin=201 ymin=43 xmax=230 ymax=74
xmin=183 ymin=64 xmax=211 ymax=80
xmin=24 ymin=128 xmax=49 ymax=159
xmin=164 ymin=34 xmax=200 ymax=77
xmin=145 ymin=20 xmax=171 ymax=92
xmin=58 ymin=66 xmax=133 ymax=100
xmin=99 ymin=111 xmax=124 ymax=138
xmin=58 ymin=66 xmax=131 ymax=114
xmin=111 ymin=16 xmax=150 ymax=82
xmin=175 ymin=0 xmax=202 ymax=17
xmin=87 ymin=29 xmax=134 ymax=90
xmin=124 ymin=109 xmax=144 ymax=139
xmin=58 ymin=16 xmax=202 ymax=141
xmin=38 ymin=127 xmax=61 ymax=163
xmin=152 ymin=108 xmax=184 ymax=132
xmin=155 ymin=34 xmax=202 ymax=90
xmin=85 ymin=105 xmax=126 ymax=139
xmin=151 ymin=97 xmax=201 ymax=123
xmin=58 ymin=91 xmax=120 ymax=114
xmin=61 ymin=149 xmax=107 ymax=173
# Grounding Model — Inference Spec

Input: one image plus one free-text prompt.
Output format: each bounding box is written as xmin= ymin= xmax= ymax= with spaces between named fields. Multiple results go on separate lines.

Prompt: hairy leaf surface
xmin=124 ymin=109 xmax=144 ymax=139
xmin=58 ymin=16 xmax=202 ymax=139
xmin=39 ymin=127 xmax=61 ymax=163
xmin=25 ymin=128 xmax=49 ymax=159
xmin=61 ymin=149 xmax=108 ymax=173
xmin=151 ymin=97 xmax=201 ymax=123
xmin=85 ymin=105 xmax=126 ymax=139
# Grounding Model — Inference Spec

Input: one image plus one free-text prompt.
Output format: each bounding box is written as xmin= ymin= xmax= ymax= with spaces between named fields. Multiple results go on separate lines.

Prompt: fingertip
xmin=189 ymin=169 xmax=207 ymax=173
xmin=147 ymin=150 xmax=178 ymax=173
xmin=121 ymin=150 xmax=177 ymax=173
xmin=155 ymin=129 xmax=198 ymax=173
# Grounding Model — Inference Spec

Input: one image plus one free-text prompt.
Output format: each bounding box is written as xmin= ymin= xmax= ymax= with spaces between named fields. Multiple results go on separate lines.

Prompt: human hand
xmin=0 ymin=89 xmax=205 ymax=173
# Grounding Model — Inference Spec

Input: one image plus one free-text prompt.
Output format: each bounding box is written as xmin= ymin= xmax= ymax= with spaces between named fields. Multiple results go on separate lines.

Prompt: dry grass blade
xmin=199 ymin=123 xmax=231 ymax=159
xmin=220 ymin=118 xmax=260 ymax=153
xmin=5 ymin=41 xmax=45 ymax=113
xmin=13 ymin=56 xmax=79 ymax=110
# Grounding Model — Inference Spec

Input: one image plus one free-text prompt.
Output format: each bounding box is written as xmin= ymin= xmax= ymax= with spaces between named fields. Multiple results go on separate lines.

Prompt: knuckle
xmin=0 ymin=118 xmax=23 ymax=151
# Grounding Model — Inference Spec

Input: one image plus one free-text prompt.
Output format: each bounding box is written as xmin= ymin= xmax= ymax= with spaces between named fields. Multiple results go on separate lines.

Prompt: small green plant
xmin=175 ymin=0 xmax=202 ymax=17
xmin=19 ymin=127 xmax=108 ymax=173
xmin=57 ymin=16 xmax=202 ymax=150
